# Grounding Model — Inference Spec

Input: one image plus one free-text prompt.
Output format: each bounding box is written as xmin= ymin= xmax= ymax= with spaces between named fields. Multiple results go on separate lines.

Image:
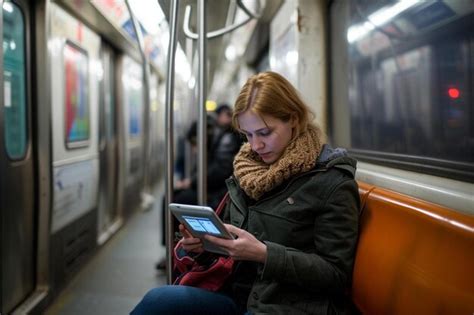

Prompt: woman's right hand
xmin=179 ymin=224 xmax=204 ymax=254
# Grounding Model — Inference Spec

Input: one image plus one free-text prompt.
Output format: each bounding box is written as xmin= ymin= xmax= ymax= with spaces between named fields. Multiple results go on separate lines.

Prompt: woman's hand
xmin=175 ymin=178 xmax=191 ymax=190
xmin=179 ymin=224 xmax=204 ymax=254
xmin=204 ymin=224 xmax=267 ymax=263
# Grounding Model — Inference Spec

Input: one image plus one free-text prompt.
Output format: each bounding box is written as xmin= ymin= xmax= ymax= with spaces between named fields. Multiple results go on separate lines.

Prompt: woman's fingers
xmin=179 ymin=224 xmax=194 ymax=238
xmin=223 ymin=224 xmax=241 ymax=238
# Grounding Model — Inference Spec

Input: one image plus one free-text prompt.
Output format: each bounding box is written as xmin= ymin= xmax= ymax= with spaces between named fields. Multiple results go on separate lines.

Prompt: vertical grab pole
xmin=197 ymin=0 xmax=207 ymax=206
xmin=165 ymin=0 xmax=179 ymax=284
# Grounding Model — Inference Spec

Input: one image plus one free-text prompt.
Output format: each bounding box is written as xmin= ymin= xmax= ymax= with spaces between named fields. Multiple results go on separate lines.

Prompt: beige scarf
xmin=233 ymin=126 xmax=323 ymax=200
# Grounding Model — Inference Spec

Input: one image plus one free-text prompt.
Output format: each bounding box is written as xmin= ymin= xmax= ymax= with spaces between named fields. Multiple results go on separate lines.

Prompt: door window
xmin=3 ymin=1 xmax=27 ymax=160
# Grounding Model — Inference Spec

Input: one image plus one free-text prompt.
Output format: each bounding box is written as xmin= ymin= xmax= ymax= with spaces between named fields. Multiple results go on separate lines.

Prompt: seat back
xmin=352 ymin=182 xmax=474 ymax=314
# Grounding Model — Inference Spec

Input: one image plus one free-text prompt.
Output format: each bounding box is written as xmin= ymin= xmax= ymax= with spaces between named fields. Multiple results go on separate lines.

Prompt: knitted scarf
xmin=233 ymin=126 xmax=322 ymax=200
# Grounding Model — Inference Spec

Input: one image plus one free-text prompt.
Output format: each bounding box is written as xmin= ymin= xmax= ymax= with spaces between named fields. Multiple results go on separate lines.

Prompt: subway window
xmin=3 ymin=1 xmax=27 ymax=160
xmin=330 ymin=0 xmax=474 ymax=181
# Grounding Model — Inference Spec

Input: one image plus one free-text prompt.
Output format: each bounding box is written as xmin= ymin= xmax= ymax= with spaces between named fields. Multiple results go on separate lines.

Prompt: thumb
xmin=179 ymin=224 xmax=193 ymax=238
xmin=224 ymin=224 xmax=241 ymax=238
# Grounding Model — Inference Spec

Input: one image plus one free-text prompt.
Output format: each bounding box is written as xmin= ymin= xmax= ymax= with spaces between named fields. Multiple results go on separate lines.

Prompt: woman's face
xmin=238 ymin=110 xmax=295 ymax=164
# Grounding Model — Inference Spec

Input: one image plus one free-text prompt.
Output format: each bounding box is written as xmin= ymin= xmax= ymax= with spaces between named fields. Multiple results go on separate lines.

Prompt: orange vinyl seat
xmin=352 ymin=181 xmax=474 ymax=314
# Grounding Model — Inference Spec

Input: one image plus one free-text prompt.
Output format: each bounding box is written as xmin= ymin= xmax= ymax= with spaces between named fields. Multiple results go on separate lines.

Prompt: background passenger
xmin=157 ymin=107 xmax=242 ymax=270
xmin=134 ymin=71 xmax=359 ymax=314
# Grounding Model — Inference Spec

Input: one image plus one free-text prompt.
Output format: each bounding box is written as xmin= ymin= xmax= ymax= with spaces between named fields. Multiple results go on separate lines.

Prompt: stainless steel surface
xmin=97 ymin=44 xmax=119 ymax=245
xmin=236 ymin=0 xmax=262 ymax=19
xmin=159 ymin=0 xmax=230 ymax=88
xmin=55 ymin=0 xmax=142 ymax=65
xmin=183 ymin=3 xmax=250 ymax=40
xmin=31 ymin=1 xmax=52 ymax=312
xmin=124 ymin=0 xmax=152 ymax=196
xmin=165 ymin=0 xmax=179 ymax=285
xmin=1 ymin=0 xmax=36 ymax=313
xmin=197 ymin=0 xmax=208 ymax=206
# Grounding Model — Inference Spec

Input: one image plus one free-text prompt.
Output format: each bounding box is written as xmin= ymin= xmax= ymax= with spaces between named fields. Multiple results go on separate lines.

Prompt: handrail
xmin=164 ymin=0 xmax=180 ymax=284
xmin=236 ymin=0 xmax=261 ymax=19
xmin=197 ymin=0 xmax=207 ymax=205
xmin=183 ymin=0 xmax=262 ymax=40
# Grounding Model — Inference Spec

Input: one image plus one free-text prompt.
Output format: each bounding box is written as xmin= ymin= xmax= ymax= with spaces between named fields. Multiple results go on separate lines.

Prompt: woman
xmin=131 ymin=71 xmax=359 ymax=315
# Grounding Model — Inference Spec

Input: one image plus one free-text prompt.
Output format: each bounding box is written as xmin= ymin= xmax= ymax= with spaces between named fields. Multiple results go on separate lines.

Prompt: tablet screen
xmin=182 ymin=215 xmax=222 ymax=236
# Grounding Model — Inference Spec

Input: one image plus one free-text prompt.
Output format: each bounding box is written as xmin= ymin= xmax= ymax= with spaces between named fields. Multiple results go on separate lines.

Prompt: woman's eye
xmin=259 ymin=130 xmax=271 ymax=137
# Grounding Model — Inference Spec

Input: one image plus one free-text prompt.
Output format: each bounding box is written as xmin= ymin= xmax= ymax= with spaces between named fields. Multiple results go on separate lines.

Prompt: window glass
xmin=330 ymin=0 xmax=474 ymax=178
xmin=3 ymin=1 xmax=27 ymax=160
xmin=64 ymin=41 xmax=90 ymax=148
xmin=123 ymin=59 xmax=143 ymax=139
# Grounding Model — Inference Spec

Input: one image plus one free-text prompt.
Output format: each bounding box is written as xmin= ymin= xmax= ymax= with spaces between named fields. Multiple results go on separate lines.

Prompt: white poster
xmin=51 ymin=159 xmax=98 ymax=233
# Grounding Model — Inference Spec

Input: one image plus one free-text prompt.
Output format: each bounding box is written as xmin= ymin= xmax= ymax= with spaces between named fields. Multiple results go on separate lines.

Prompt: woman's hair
xmin=232 ymin=71 xmax=316 ymax=138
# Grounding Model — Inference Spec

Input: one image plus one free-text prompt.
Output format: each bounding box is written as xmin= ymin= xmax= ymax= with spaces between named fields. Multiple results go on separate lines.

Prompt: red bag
xmin=172 ymin=193 xmax=234 ymax=291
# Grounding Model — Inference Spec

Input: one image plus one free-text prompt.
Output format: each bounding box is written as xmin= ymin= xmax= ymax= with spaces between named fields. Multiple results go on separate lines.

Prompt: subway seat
xmin=352 ymin=181 xmax=474 ymax=314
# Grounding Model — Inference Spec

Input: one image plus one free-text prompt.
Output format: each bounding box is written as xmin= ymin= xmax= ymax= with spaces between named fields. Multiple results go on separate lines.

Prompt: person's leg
xmin=130 ymin=285 xmax=239 ymax=315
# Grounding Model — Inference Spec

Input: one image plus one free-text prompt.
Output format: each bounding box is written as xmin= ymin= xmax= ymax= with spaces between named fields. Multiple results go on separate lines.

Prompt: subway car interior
xmin=0 ymin=0 xmax=473 ymax=314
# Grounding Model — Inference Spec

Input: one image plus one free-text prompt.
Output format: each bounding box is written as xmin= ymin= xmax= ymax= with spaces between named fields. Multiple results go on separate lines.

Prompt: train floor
xmin=44 ymin=195 xmax=167 ymax=315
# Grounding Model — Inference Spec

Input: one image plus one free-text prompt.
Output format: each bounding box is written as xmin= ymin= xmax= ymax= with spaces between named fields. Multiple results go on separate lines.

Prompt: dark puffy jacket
xmin=222 ymin=144 xmax=360 ymax=314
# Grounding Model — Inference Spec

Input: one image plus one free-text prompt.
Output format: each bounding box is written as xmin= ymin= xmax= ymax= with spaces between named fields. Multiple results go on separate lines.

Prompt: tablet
xmin=169 ymin=203 xmax=234 ymax=255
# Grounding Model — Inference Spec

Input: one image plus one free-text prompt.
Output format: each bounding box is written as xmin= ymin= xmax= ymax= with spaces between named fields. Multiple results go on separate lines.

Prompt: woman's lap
xmin=130 ymin=285 xmax=240 ymax=315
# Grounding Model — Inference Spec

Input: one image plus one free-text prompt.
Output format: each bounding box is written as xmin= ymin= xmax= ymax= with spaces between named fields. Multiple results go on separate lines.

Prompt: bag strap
xmin=215 ymin=192 xmax=229 ymax=216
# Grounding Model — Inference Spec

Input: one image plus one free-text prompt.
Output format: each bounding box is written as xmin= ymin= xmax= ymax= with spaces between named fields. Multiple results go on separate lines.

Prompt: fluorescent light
xmin=369 ymin=0 xmax=419 ymax=26
xmin=128 ymin=0 xmax=165 ymax=35
xmin=285 ymin=50 xmax=298 ymax=66
xmin=188 ymin=76 xmax=196 ymax=89
xmin=175 ymin=48 xmax=191 ymax=81
xmin=225 ymin=45 xmax=237 ymax=61
xmin=3 ymin=2 xmax=13 ymax=13
xmin=347 ymin=22 xmax=374 ymax=43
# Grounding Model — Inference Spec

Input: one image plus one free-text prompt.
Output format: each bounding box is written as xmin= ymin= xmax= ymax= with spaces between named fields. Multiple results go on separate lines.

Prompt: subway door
xmin=1 ymin=1 xmax=35 ymax=313
xmin=97 ymin=43 xmax=121 ymax=245
xmin=48 ymin=3 xmax=101 ymax=291
xmin=119 ymin=55 xmax=145 ymax=216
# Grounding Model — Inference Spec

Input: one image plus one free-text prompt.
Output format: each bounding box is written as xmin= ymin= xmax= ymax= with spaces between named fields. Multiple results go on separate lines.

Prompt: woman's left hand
xmin=204 ymin=224 xmax=267 ymax=263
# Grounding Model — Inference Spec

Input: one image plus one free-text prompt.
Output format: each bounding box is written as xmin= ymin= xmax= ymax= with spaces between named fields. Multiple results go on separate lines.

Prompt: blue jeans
xmin=130 ymin=285 xmax=244 ymax=315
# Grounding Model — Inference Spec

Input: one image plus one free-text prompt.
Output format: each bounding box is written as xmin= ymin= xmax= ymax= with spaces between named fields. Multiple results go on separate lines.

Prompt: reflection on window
xmin=128 ymin=87 xmax=142 ymax=138
xmin=3 ymin=1 xmax=27 ymax=160
xmin=331 ymin=0 xmax=473 ymax=172
xmin=122 ymin=59 xmax=143 ymax=139
xmin=64 ymin=41 xmax=90 ymax=148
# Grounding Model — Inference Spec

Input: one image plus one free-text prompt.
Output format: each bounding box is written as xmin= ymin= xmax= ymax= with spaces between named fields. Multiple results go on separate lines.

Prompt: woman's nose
xmin=251 ymin=138 xmax=264 ymax=151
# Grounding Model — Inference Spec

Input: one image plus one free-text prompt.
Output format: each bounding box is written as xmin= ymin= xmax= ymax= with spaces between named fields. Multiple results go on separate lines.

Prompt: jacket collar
xmin=316 ymin=144 xmax=357 ymax=177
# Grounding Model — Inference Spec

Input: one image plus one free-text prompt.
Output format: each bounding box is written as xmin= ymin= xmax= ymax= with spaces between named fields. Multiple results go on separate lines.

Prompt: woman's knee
xmin=131 ymin=286 xmax=179 ymax=314
xmin=131 ymin=285 xmax=239 ymax=315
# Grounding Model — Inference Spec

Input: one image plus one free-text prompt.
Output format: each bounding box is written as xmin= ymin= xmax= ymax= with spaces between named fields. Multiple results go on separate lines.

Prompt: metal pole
xmin=197 ymin=0 xmax=207 ymax=206
xmin=165 ymin=0 xmax=179 ymax=284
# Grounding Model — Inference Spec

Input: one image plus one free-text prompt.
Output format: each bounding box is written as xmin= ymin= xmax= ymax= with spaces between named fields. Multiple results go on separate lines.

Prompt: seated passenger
xmin=132 ymin=71 xmax=360 ymax=315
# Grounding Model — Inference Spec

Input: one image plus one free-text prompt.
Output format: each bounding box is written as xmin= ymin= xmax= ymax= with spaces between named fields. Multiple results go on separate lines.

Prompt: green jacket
xmin=222 ymin=145 xmax=360 ymax=314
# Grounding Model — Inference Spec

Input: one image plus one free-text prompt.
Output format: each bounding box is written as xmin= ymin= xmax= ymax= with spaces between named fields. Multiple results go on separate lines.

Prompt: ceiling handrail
xmin=183 ymin=0 xmax=262 ymax=40
xmin=236 ymin=0 xmax=261 ymax=19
